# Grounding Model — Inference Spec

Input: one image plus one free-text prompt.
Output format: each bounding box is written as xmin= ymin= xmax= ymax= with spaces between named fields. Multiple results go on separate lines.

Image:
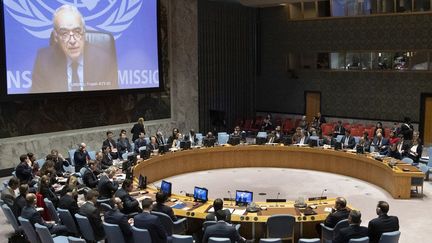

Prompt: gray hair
xmin=53 ymin=4 xmax=86 ymax=28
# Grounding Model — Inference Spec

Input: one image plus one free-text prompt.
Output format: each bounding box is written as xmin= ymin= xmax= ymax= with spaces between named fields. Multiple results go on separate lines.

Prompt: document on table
xmin=232 ymin=209 xmax=246 ymax=216
xmin=208 ymin=207 xmax=235 ymax=213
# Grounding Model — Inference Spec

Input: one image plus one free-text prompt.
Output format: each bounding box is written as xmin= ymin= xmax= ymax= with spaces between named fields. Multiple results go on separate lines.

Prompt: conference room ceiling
xmin=211 ymin=0 xmax=303 ymax=8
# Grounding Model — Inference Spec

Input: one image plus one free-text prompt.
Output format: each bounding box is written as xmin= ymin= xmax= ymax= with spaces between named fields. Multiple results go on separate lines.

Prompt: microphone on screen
xmin=228 ymin=190 xmax=233 ymax=206
xmin=276 ymin=192 xmax=281 ymax=207
xmin=151 ymin=183 xmax=160 ymax=191
xmin=319 ymin=189 xmax=328 ymax=205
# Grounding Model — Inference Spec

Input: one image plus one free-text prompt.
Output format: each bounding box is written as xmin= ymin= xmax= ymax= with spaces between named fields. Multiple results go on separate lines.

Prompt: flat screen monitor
xmin=140 ymin=148 xmax=150 ymax=160
xmin=3 ymin=0 xmax=161 ymax=95
xmin=193 ymin=186 xmax=208 ymax=202
xmin=138 ymin=175 xmax=147 ymax=189
xmin=235 ymin=190 xmax=253 ymax=206
xmin=180 ymin=141 xmax=191 ymax=150
xmin=203 ymin=137 xmax=216 ymax=147
xmin=228 ymin=136 xmax=241 ymax=146
xmin=160 ymin=180 xmax=172 ymax=196
xmin=159 ymin=144 xmax=169 ymax=154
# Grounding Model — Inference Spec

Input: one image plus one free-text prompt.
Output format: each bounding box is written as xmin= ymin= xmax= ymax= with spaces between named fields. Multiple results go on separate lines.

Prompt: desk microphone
xmin=319 ymin=189 xmax=327 ymax=205
xmin=228 ymin=190 xmax=233 ymax=206
xmin=276 ymin=192 xmax=281 ymax=207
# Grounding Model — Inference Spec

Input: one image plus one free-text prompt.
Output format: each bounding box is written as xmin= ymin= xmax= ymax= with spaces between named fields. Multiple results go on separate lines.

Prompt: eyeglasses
xmin=56 ymin=28 xmax=84 ymax=42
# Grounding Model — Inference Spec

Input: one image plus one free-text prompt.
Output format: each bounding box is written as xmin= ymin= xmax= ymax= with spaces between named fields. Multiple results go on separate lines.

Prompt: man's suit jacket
xmin=368 ymin=214 xmax=399 ymax=243
xmin=147 ymin=143 xmax=159 ymax=151
xmin=78 ymin=202 xmax=105 ymax=240
xmin=31 ymin=43 xmax=118 ymax=93
xmin=134 ymin=212 xmax=168 ymax=243
xmin=58 ymin=194 xmax=79 ymax=219
xmin=341 ymin=136 xmax=356 ymax=149
xmin=103 ymin=139 xmax=117 ymax=149
xmin=104 ymin=208 xmax=133 ymax=243
xmin=134 ymin=139 xmax=148 ymax=153
xmin=97 ymin=175 xmax=119 ymax=199
xmin=152 ymin=203 xmax=177 ymax=221
xmin=21 ymin=205 xmax=53 ymax=229
xmin=114 ymin=188 xmax=141 ymax=214
xmin=324 ymin=208 xmax=350 ymax=228
xmin=334 ymin=224 xmax=369 ymax=243
xmin=372 ymin=137 xmax=389 ymax=150
xmin=101 ymin=153 xmax=113 ymax=169
xmin=73 ymin=150 xmax=89 ymax=171
xmin=12 ymin=195 xmax=26 ymax=218
xmin=15 ymin=162 xmax=33 ymax=184
xmin=1 ymin=187 xmax=16 ymax=208
xmin=203 ymin=221 xmax=245 ymax=243
xmin=205 ymin=209 xmax=232 ymax=223
xmin=82 ymin=167 xmax=98 ymax=188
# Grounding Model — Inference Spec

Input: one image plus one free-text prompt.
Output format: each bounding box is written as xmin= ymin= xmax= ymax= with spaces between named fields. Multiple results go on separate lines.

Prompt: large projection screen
xmin=3 ymin=0 xmax=161 ymax=94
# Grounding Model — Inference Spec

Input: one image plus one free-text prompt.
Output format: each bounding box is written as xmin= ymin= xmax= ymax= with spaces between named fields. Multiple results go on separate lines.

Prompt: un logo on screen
xmin=4 ymin=0 xmax=143 ymax=39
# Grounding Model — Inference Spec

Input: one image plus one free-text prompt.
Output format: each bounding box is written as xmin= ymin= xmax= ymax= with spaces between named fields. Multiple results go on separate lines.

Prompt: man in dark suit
xmin=82 ymin=161 xmax=98 ymax=188
xmin=203 ymin=210 xmax=246 ymax=243
xmin=134 ymin=132 xmax=148 ymax=153
xmin=97 ymin=167 xmax=119 ymax=199
xmin=101 ymin=145 xmax=114 ymax=169
xmin=114 ymin=179 xmax=142 ymax=215
xmin=152 ymin=191 xmax=177 ymax=221
xmin=341 ymin=129 xmax=356 ymax=149
xmin=333 ymin=121 xmax=346 ymax=138
xmin=15 ymin=154 xmax=34 ymax=185
xmin=21 ymin=193 xmax=68 ymax=235
xmin=104 ymin=197 xmax=133 ymax=243
xmin=324 ymin=197 xmax=350 ymax=228
xmin=73 ymin=143 xmax=89 ymax=172
xmin=103 ymin=131 xmax=118 ymax=159
xmin=206 ymin=198 xmax=231 ymax=223
xmin=78 ymin=190 xmax=105 ymax=240
xmin=372 ymin=133 xmax=389 ymax=154
xmin=12 ymin=184 xmax=29 ymax=218
xmin=368 ymin=201 xmax=399 ymax=243
xmin=58 ymin=187 xmax=79 ymax=221
xmin=31 ymin=4 xmax=117 ymax=93
xmin=117 ymin=132 xmax=132 ymax=159
xmin=147 ymin=136 xmax=160 ymax=151
xmin=334 ymin=210 xmax=368 ymax=243
xmin=134 ymin=198 xmax=168 ymax=243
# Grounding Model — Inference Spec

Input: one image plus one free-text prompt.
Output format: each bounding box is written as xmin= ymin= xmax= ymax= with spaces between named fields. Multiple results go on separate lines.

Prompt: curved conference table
xmin=134 ymin=145 xmax=423 ymax=199
xmin=132 ymin=145 xmax=423 ymax=239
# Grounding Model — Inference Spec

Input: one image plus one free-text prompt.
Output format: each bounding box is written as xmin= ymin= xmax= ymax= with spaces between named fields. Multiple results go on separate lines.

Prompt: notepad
xmin=171 ymin=203 xmax=187 ymax=209
xmin=324 ymin=207 xmax=333 ymax=213
xmin=207 ymin=207 xmax=235 ymax=214
xmin=232 ymin=209 xmax=246 ymax=216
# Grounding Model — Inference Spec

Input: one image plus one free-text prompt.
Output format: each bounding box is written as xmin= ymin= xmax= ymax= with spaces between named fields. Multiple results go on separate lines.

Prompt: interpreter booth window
xmin=396 ymin=0 xmax=413 ymax=12
xmin=330 ymin=52 xmax=346 ymax=70
xmin=409 ymin=52 xmax=429 ymax=70
xmin=345 ymin=52 xmax=372 ymax=70
xmin=317 ymin=53 xmax=330 ymax=69
xmin=331 ymin=0 xmax=372 ymax=16
xmin=372 ymin=52 xmax=393 ymax=70
xmin=373 ymin=0 xmax=396 ymax=13
xmin=414 ymin=0 xmax=431 ymax=11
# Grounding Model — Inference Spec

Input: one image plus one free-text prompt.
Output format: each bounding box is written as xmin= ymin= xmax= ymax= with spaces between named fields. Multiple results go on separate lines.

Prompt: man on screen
xmin=31 ymin=4 xmax=118 ymax=93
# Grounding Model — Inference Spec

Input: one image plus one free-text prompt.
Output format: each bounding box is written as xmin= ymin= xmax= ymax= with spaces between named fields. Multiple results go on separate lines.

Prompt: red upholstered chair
xmin=283 ymin=118 xmax=293 ymax=134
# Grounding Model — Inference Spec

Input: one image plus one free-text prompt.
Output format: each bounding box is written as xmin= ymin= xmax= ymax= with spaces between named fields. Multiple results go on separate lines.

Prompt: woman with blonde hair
xmin=131 ymin=117 xmax=146 ymax=142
